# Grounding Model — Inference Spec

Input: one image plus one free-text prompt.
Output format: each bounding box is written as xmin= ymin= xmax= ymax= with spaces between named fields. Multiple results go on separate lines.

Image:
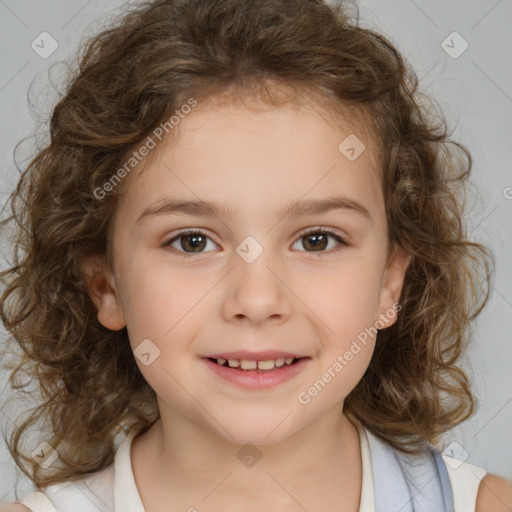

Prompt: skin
xmin=475 ymin=474 xmax=512 ymax=512
xmin=80 ymin=94 xmax=413 ymax=511
xmin=6 ymin=476 xmax=512 ymax=512
xmin=6 ymin=97 xmax=512 ymax=512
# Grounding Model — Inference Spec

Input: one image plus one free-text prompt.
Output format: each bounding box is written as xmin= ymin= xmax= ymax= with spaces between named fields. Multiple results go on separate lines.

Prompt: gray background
xmin=1 ymin=0 xmax=511 ymax=504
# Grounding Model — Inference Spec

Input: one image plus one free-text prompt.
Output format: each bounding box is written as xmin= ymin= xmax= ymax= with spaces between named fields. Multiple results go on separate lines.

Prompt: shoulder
xmin=475 ymin=473 xmax=512 ymax=512
xmin=0 ymin=505 xmax=31 ymax=512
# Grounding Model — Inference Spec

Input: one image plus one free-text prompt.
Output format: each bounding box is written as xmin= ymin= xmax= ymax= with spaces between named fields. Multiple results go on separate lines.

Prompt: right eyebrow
xmin=137 ymin=198 xmax=234 ymax=224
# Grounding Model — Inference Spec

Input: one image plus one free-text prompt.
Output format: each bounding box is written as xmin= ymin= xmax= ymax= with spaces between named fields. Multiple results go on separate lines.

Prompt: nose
xmin=220 ymin=251 xmax=293 ymax=326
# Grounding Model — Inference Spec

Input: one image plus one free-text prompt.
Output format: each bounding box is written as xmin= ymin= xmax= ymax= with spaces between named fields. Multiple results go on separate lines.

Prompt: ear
xmin=79 ymin=254 xmax=126 ymax=331
xmin=376 ymin=244 xmax=411 ymax=329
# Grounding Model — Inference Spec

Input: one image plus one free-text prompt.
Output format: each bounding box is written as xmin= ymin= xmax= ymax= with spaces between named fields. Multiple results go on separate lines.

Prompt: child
xmin=1 ymin=0 xmax=511 ymax=511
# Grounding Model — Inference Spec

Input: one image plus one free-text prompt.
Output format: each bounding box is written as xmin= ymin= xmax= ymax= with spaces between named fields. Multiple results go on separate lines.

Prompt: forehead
xmin=116 ymin=95 xmax=383 ymax=226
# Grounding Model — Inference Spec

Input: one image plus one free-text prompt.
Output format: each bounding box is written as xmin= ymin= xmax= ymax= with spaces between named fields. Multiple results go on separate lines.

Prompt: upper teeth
xmin=217 ymin=357 xmax=295 ymax=370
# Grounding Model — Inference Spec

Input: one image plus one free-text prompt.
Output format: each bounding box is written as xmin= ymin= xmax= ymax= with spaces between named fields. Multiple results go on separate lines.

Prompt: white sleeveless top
xmin=17 ymin=424 xmax=487 ymax=512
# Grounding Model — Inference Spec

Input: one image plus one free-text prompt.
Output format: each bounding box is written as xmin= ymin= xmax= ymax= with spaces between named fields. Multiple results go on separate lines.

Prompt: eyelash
xmin=162 ymin=227 xmax=348 ymax=258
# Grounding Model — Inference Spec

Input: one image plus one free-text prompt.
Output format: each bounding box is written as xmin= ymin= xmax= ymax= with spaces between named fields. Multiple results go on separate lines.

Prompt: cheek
xmin=297 ymin=328 xmax=375 ymax=410
xmin=300 ymin=253 xmax=385 ymax=337
xmin=134 ymin=354 xmax=200 ymax=421
xmin=118 ymin=258 xmax=211 ymax=343
xmin=295 ymin=251 xmax=384 ymax=398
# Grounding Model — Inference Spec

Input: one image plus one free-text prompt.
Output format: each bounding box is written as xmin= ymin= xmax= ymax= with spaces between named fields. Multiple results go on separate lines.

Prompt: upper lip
xmin=204 ymin=350 xmax=308 ymax=361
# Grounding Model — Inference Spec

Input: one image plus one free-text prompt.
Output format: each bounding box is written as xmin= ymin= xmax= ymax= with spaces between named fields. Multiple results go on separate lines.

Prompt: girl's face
xmin=85 ymin=97 xmax=410 ymax=445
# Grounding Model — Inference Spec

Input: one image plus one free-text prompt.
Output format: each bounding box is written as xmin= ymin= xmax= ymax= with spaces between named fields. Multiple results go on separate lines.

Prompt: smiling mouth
xmin=207 ymin=357 xmax=304 ymax=372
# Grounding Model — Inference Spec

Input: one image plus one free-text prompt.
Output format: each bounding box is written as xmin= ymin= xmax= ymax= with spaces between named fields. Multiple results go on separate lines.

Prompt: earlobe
xmin=79 ymin=255 xmax=126 ymax=331
xmin=377 ymin=245 xmax=411 ymax=329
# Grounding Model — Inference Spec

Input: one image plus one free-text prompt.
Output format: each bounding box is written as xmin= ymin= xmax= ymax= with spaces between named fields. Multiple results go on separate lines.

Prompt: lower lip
xmin=202 ymin=357 xmax=310 ymax=389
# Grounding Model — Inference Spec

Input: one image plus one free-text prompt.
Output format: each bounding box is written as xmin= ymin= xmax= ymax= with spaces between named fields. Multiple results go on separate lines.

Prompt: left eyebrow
xmin=136 ymin=195 xmax=372 ymax=224
xmin=282 ymin=196 xmax=371 ymax=220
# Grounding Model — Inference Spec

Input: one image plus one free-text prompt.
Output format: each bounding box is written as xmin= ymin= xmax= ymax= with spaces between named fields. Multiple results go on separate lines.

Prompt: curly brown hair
xmin=0 ymin=0 xmax=493 ymax=490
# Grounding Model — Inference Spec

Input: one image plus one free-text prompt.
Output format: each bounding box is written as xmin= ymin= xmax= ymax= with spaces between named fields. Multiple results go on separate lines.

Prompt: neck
xmin=131 ymin=405 xmax=363 ymax=511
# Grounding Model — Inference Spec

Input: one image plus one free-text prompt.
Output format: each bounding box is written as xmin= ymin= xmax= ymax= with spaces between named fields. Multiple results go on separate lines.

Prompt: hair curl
xmin=0 ymin=0 xmax=493 ymax=489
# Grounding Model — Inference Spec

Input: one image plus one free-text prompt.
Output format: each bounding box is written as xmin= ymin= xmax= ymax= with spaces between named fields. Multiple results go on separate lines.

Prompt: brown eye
xmin=301 ymin=232 xmax=329 ymax=251
xmin=292 ymin=228 xmax=347 ymax=253
xmin=164 ymin=230 xmax=218 ymax=256
xmin=179 ymin=233 xmax=207 ymax=252
xmin=163 ymin=227 xmax=347 ymax=258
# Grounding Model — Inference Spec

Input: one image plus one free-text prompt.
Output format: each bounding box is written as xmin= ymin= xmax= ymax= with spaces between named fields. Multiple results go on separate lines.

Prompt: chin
xmin=210 ymin=419 xmax=300 ymax=447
